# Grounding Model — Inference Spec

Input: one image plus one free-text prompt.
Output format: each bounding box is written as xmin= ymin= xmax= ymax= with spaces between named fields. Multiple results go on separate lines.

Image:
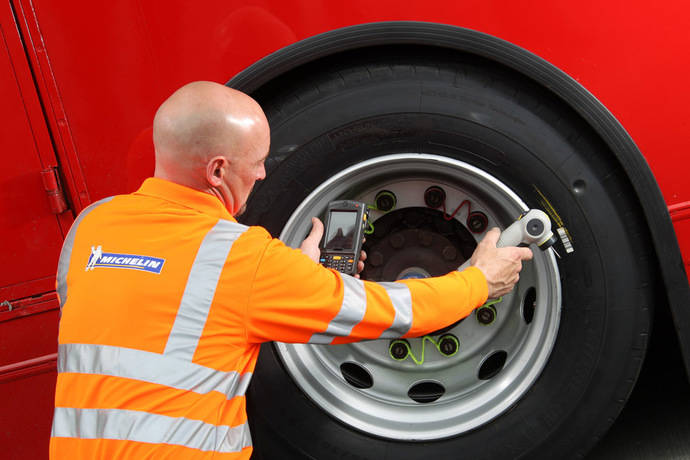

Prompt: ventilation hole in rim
xmin=408 ymin=381 xmax=445 ymax=403
xmin=523 ymin=287 xmax=536 ymax=324
xmin=340 ymin=362 xmax=373 ymax=389
xmin=478 ymin=351 xmax=507 ymax=380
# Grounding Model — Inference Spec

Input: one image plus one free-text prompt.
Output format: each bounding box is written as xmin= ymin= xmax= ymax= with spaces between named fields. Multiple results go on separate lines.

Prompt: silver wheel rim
xmin=278 ymin=153 xmax=561 ymax=441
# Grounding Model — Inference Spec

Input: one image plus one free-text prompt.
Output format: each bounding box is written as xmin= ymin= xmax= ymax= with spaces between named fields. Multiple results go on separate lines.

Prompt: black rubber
xmin=242 ymin=52 xmax=654 ymax=459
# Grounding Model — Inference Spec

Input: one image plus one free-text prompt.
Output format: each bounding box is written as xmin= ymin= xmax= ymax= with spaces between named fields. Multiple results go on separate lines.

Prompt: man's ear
xmin=206 ymin=156 xmax=226 ymax=187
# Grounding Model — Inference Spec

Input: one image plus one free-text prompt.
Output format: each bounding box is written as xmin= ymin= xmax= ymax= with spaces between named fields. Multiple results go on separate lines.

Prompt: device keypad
xmin=320 ymin=254 xmax=355 ymax=274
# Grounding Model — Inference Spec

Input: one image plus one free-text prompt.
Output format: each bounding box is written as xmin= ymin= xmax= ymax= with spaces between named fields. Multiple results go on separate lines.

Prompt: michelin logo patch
xmin=86 ymin=245 xmax=165 ymax=274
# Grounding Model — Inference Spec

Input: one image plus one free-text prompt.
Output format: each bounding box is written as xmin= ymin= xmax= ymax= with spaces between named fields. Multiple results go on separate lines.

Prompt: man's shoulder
xmin=235 ymin=223 xmax=273 ymax=243
xmin=231 ymin=224 xmax=299 ymax=259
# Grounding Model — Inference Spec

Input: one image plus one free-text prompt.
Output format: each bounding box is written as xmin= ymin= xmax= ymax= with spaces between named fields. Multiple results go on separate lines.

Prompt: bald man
xmin=153 ymin=81 xmax=271 ymax=217
xmin=50 ymin=81 xmax=532 ymax=459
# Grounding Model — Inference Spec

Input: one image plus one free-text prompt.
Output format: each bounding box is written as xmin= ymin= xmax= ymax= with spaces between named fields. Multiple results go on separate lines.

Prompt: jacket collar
xmin=134 ymin=177 xmax=236 ymax=222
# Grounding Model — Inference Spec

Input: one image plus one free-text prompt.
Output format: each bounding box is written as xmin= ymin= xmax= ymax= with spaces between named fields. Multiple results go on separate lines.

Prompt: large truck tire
xmin=241 ymin=50 xmax=654 ymax=459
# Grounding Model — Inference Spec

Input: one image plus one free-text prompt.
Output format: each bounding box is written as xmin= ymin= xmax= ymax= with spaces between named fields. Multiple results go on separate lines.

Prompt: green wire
xmin=390 ymin=299 xmax=503 ymax=365
xmin=365 ymin=220 xmax=375 ymax=235
xmin=364 ymin=204 xmax=377 ymax=234
xmin=484 ymin=297 xmax=503 ymax=307
xmin=407 ymin=336 xmax=440 ymax=365
xmin=390 ymin=335 xmax=459 ymax=365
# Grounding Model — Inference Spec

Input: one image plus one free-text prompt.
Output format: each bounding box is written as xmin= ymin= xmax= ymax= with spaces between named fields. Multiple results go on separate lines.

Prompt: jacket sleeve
xmin=244 ymin=232 xmax=488 ymax=344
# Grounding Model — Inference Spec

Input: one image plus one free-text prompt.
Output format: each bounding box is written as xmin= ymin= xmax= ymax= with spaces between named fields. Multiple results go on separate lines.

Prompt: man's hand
xmin=300 ymin=217 xmax=324 ymax=263
xmin=470 ymin=227 xmax=534 ymax=298
xmin=355 ymin=245 xmax=366 ymax=279
xmin=301 ymin=217 xmax=367 ymax=278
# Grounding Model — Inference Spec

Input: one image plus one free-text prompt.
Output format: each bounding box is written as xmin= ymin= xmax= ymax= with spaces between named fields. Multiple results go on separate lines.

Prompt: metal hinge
xmin=40 ymin=167 xmax=69 ymax=214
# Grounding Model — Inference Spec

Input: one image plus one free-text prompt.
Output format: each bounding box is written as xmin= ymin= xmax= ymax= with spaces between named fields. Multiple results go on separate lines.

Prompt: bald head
xmin=152 ymin=81 xmax=270 ymax=214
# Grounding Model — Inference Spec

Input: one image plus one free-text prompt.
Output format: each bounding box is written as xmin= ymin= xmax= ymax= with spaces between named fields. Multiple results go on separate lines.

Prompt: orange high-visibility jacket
xmin=50 ymin=178 xmax=488 ymax=459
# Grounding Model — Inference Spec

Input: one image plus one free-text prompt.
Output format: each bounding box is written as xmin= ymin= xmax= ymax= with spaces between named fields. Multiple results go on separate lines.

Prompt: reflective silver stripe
xmin=309 ymin=273 xmax=367 ymax=344
xmin=51 ymin=407 xmax=252 ymax=453
xmin=377 ymin=282 xmax=413 ymax=338
xmin=56 ymin=197 xmax=114 ymax=308
xmin=164 ymin=220 xmax=247 ymax=359
xmin=58 ymin=343 xmax=252 ymax=399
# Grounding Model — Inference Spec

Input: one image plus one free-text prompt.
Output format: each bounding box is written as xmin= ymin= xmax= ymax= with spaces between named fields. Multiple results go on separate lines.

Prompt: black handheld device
xmin=319 ymin=200 xmax=369 ymax=275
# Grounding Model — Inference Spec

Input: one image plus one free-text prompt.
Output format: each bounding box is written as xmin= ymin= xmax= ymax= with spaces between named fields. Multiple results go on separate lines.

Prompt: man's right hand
xmin=470 ymin=227 xmax=534 ymax=298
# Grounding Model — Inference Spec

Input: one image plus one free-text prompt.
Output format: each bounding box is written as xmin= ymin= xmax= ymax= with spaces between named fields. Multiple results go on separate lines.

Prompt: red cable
xmin=442 ymin=199 xmax=472 ymax=221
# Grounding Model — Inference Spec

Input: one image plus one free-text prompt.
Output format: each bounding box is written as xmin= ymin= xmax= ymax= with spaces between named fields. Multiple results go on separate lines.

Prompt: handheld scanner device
xmin=319 ymin=200 xmax=369 ymax=276
xmin=458 ymin=209 xmax=557 ymax=271
xmin=430 ymin=209 xmax=557 ymax=336
xmin=497 ymin=209 xmax=557 ymax=250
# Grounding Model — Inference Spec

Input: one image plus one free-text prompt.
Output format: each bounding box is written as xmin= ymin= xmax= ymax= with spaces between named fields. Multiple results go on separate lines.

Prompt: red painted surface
xmin=0 ymin=2 xmax=69 ymax=302
xmin=0 ymin=296 xmax=59 ymax=457
xmin=15 ymin=1 xmax=690 ymax=208
xmin=1 ymin=0 xmax=689 ymax=457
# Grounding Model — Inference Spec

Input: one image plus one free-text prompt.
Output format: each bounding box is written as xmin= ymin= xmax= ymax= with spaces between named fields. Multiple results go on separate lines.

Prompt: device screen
xmin=325 ymin=211 xmax=357 ymax=249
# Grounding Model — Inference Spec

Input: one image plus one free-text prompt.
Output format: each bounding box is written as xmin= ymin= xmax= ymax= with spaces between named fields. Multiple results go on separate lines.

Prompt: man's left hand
xmin=300 ymin=217 xmax=324 ymax=263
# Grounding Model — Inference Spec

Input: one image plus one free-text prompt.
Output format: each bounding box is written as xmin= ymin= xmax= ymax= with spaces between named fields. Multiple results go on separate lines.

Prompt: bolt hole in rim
xmin=278 ymin=154 xmax=561 ymax=441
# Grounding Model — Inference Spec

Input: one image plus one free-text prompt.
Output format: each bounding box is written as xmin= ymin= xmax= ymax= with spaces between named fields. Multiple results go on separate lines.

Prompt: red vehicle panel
xmin=1 ymin=1 xmax=689 ymax=458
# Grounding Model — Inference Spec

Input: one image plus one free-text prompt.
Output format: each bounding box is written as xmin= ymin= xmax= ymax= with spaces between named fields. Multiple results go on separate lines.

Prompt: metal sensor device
xmin=497 ymin=209 xmax=557 ymax=250
xmin=457 ymin=209 xmax=556 ymax=272
xmin=430 ymin=209 xmax=557 ymax=336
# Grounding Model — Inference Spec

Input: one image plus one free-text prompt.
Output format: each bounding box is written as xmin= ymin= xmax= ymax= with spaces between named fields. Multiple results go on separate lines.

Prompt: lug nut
xmin=389 ymin=340 xmax=410 ymax=360
xmin=442 ymin=245 xmax=457 ymax=261
xmin=467 ymin=211 xmax=489 ymax=233
xmin=369 ymin=251 xmax=384 ymax=267
xmin=438 ymin=335 xmax=459 ymax=357
xmin=424 ymin=186 xmax=446 ymax=209
xmin=390 ymin=233 xmax=405 ymax=248
xmin=375 ymin=190 xmax=397 ymax=212
xmin=476 ymin=305 xmax=497 ymax=325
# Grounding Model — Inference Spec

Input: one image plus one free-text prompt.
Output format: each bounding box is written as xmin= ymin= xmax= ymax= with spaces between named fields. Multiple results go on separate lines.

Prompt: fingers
xmin=303 ymin=217 xmax=324 ymax=245
xmin=472 ymin=227 xmax=535 ymax=298
xmin=299 ymin=217 xmax=324 ymax=263
xmin=516 ymin=247 xmax=534 ymax=261
xmin=356 ymin=249 xmax=367 ymax=277
xmin=479 ymin=227 xmax=501 ymax=247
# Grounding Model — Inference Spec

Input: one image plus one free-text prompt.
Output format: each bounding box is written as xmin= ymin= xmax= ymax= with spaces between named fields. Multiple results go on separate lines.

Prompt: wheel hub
xmin=278 ymin=154 xmax=561 ymax=441
xmin=362 ymin=207 xmax=476 ymax=282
